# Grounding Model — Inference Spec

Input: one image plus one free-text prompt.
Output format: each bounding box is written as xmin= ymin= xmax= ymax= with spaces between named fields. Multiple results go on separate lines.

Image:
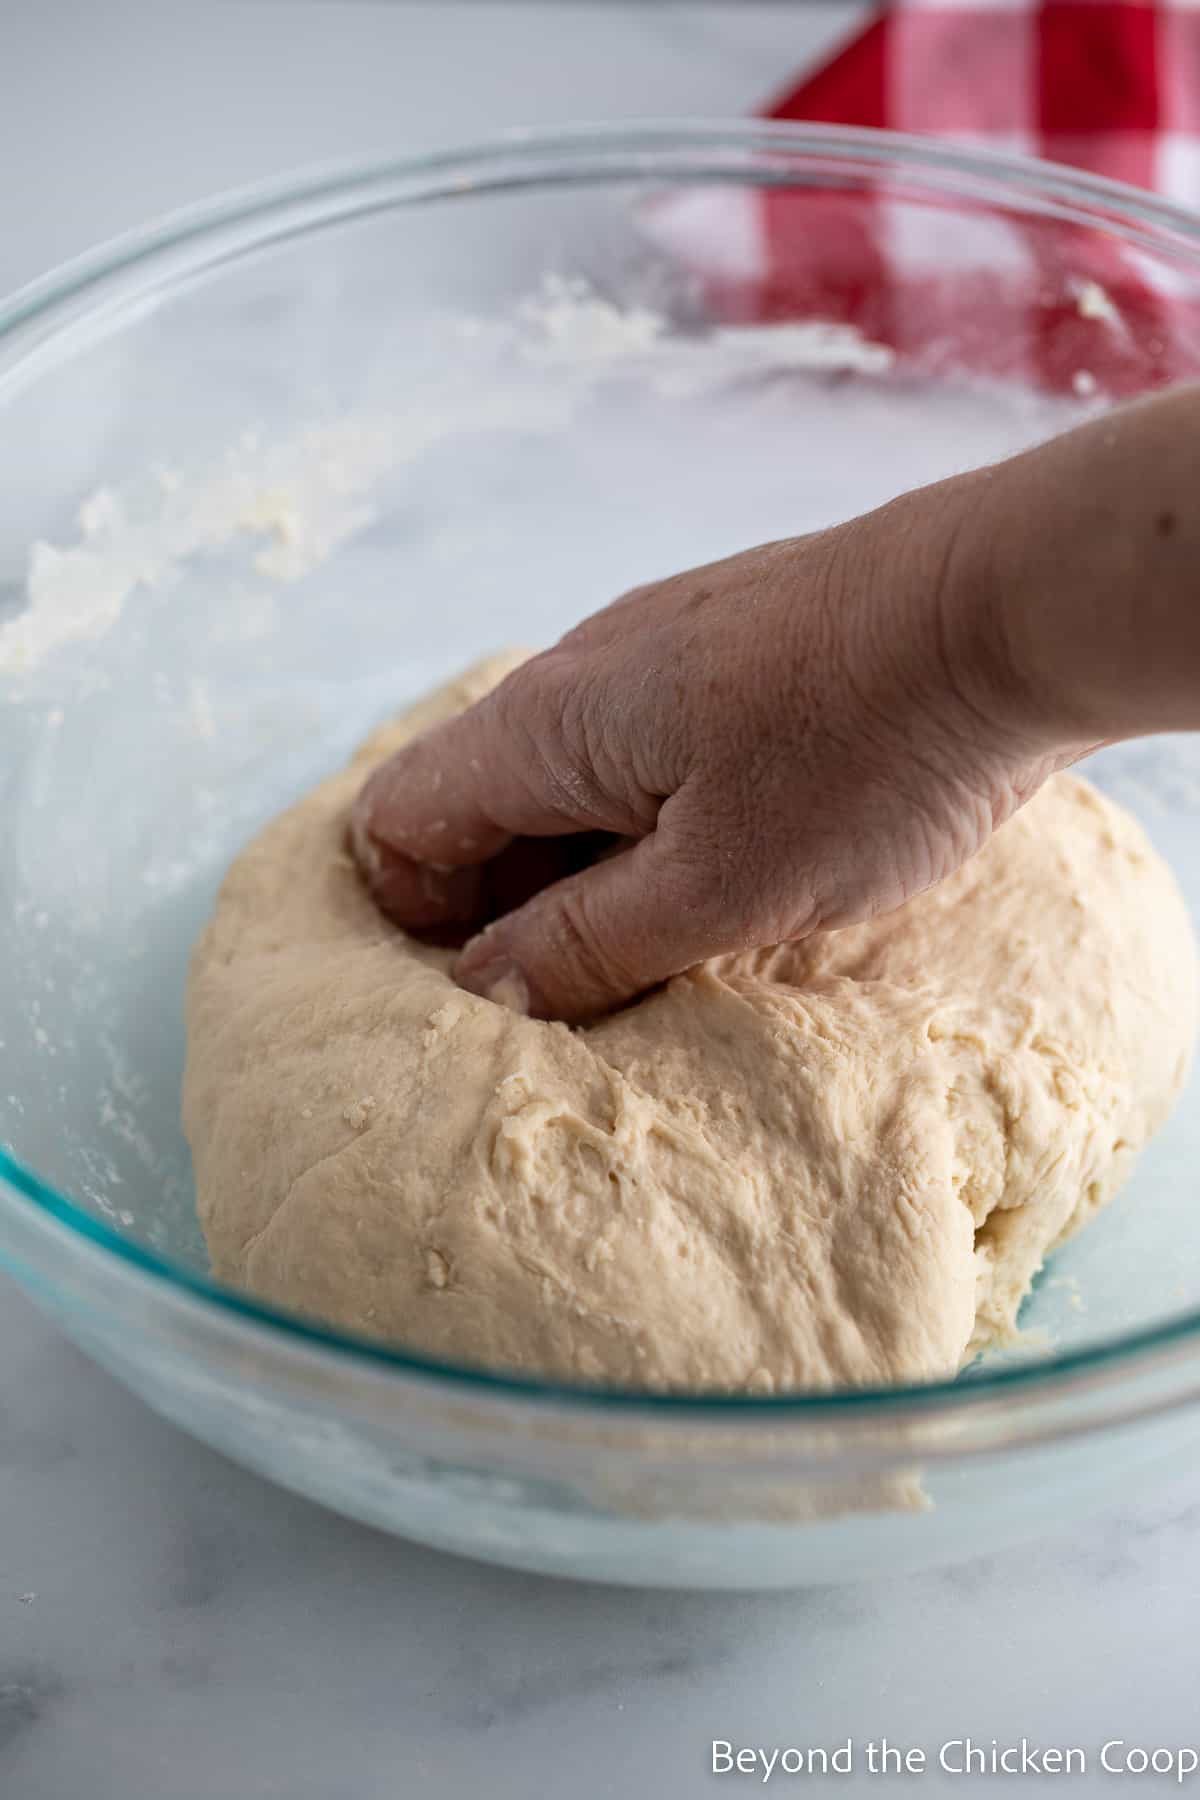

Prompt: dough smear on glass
xmin=183 ymin=654 xmax=1197 ymax=1393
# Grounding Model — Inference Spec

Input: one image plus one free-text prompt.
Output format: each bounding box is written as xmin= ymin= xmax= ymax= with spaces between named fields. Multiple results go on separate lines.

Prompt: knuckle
xmin=562 ymin=655 xmax=671 ymax=829
xmin=558 ymin=675 xmax=617 ymax=794
xmin=503 ymin=655 xmax=614 ymax=825
xmin=488 ymin=662 xmax=566 ymax=809
xmin=488 ymin=658 xmax=548 ymax=746
xmin=550 ymin=879 xmax=642 ymax=997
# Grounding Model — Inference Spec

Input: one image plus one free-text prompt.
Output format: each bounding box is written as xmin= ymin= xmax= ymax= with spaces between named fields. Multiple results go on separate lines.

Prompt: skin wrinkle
xmin=563 ymin=663 xmax=658 ymax=832
xmin=551 ymin=842 xmax=668 ymax=996
xmin=483 ymin=675 xmax=568 ymax=829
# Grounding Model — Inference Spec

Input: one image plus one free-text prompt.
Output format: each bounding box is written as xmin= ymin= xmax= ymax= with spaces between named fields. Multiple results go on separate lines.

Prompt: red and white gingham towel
xmin=771 ymin=0 xmax=1195 ymax=196
xmin=656 ymin=0 xmax=1200 ymax=394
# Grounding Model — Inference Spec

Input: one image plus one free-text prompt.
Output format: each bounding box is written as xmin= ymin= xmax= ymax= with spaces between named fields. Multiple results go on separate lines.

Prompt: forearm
xmin=968 ymin=384 xmax=1200 ymax=745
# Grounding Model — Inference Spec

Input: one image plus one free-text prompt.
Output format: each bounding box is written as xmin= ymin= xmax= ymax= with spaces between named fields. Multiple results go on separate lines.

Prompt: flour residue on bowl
xmin=0 ymin=271 xmax=1099 ymax=1291
xmin=0 ymin=278 xmax=897 ymax=680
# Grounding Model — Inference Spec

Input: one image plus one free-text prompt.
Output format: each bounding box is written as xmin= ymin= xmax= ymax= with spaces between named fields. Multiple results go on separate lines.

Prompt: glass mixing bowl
xmin=4 ymin=124 xmax=1200 ymax=1588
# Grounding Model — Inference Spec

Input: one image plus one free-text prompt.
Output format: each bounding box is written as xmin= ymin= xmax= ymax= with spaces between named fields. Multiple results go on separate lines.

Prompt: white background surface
xmin=3 ymin=6 xmax=1200 ymax=1797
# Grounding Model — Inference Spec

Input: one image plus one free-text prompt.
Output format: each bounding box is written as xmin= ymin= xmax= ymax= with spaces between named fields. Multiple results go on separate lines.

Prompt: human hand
xmin=349 ymin=462 xmax=1090 ymax=1022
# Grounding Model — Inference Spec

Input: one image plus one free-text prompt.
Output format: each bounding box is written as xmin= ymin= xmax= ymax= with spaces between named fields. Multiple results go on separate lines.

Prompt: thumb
xmin=454 ymin=827 xmax=731 ymax=1023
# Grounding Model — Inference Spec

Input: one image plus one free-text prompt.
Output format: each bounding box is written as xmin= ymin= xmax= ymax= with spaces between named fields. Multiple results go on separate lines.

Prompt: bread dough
xmin=183 ymin=655 xmax=1197 ymax=1393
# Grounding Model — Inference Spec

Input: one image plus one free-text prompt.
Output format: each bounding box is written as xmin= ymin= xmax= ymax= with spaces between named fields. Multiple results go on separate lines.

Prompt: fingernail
xmin=347 ymin=806 xmax=385 ymax=882
xmin=456 ymin=949 xmax=532 ymax=1016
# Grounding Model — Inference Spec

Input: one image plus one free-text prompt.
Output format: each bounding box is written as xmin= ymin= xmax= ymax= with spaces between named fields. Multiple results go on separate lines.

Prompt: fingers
xmin=453 ymin=821 xmax=741 ymax=1023
xmin=352 ymin=685 xmax=547 ymax=868
xmin=350 ymin=657 xmax=624 ymax=932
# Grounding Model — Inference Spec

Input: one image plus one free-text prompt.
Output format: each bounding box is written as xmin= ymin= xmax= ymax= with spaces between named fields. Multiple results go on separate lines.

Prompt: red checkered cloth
xmin=655 ymin=0 xmax=1200 ymax=394
xmin=775 ymin=0 xmax=1191 ymax=193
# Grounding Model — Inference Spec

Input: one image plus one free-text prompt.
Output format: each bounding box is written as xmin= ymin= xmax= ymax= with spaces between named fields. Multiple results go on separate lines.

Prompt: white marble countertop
xmin=4 ymin=6 xmax=1200 ymax=1796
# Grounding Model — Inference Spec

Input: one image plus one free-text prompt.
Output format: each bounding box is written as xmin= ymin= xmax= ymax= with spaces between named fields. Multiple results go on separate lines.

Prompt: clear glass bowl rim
xmin=4 ymin=118 xmax=1200 ymax=1427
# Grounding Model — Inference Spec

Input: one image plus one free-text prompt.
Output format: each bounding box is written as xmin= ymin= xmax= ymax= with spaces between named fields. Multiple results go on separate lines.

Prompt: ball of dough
xmin=183 ymin=655 xmax=1197 ymax=1393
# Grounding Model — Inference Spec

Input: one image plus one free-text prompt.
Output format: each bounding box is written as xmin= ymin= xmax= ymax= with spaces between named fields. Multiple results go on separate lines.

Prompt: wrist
xmin=933 ymin=460 xmax=1109 ymax=758
xmin=961 ymin=388 xmax=1200 ymax=748
xmin=894 ymin=468 xmax=1070 ymax=762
